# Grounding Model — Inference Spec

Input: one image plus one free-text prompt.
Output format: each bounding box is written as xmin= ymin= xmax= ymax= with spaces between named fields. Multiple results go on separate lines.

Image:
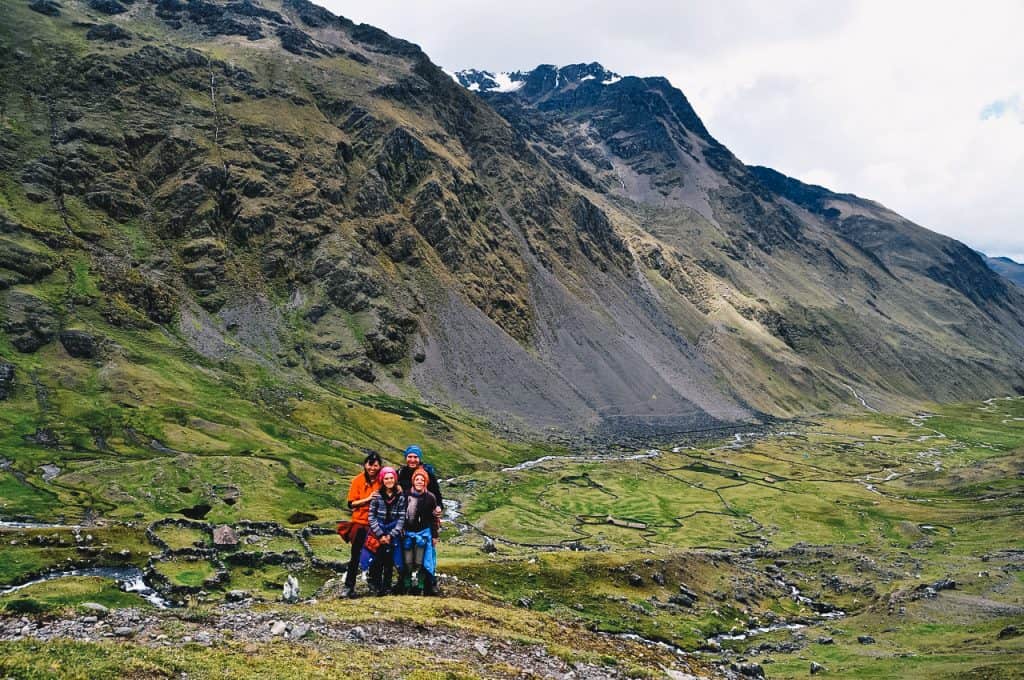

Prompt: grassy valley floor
xmin=2 ymin=397 xmax=1023 ymax=678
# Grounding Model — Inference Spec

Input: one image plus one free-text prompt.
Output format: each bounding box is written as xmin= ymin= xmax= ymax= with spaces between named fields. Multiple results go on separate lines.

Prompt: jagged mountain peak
xmin=452 ymin=68 xmax=530 ymax=93
xmin=453 ymin=62 xmax=622 ymax=96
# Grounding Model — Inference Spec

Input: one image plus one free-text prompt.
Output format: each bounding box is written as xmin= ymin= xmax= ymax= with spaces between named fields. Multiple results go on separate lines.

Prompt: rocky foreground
xmin=0 ymin=591 xmax=722 ymax=679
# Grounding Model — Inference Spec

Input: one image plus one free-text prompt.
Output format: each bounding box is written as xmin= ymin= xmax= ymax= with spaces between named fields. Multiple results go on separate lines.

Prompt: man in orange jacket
xmin=343 ymin=451 xmax=381 ymax=598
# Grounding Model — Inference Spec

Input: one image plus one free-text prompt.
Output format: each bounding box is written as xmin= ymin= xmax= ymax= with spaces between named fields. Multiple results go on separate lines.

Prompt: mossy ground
xmin=0 ymin=637 xmax=484 ymax=680
xmin=439 ymin=397 xmax=1024 ymax=678
xmin=3 ymin=398 xmax=1022 ymax=677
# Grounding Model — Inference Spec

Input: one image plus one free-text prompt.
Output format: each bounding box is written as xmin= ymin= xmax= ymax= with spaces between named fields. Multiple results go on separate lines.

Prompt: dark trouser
xmin=368 ymin=541 xmax=395 ymax=592
xmin=345 ymin=525 xmax=367 ymax=588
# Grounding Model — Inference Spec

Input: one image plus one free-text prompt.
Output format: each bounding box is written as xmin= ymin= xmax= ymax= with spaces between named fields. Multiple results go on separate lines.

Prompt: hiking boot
xmin=342 ymin=586 xmax=358 ymax=599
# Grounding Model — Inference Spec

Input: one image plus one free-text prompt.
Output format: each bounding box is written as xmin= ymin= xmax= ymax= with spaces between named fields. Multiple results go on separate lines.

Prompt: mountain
xmin=453 ymin=62 xmax=1024 ymax=412
xmin=986 ymin=255 xmax=1024 ymax=287
xmin=1 ymin=1 xmax=1022 ymax=456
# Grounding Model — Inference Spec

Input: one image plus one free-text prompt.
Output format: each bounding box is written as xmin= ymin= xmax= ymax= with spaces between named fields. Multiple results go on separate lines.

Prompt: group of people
xmin=339 ymin=445 xmax=444 ymax=597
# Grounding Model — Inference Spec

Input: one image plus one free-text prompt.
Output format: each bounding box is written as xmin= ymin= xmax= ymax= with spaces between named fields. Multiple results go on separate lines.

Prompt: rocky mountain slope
xmin=456 ymin=63 xmax=1024 ymax=414
xmin=986 ymin=255 xmax=1024 ymax=288
xmin=1 ymin=0 xmax=1022 ymax=452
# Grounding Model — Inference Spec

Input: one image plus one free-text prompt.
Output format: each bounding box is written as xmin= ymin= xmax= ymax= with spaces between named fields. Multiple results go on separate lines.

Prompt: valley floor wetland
xmin=2 ymin=397 xmax=1023 ymax=678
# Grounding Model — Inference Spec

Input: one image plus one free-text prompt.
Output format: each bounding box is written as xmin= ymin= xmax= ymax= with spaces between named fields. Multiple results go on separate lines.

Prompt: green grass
xmin=2 ymin=360 xmax=1023 ymax=678
xmin=236 ymin=535 xmax=302 ymax=555
xmin=153 ymin=559 xmax=219 ymax=589
xmin=153 ymin=525 xmax=211 ymax=552
xmin=0 ymin=638 xmax=488 ymax=680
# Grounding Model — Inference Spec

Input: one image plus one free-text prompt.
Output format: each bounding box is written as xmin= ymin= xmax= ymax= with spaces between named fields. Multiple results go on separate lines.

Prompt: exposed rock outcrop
xmin=3 ymin=291 xmax=58 ymax=353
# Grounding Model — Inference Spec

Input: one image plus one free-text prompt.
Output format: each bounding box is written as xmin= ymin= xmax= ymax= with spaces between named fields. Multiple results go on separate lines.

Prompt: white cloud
xmin=320 ymin=0 xmax=1024 ymax=259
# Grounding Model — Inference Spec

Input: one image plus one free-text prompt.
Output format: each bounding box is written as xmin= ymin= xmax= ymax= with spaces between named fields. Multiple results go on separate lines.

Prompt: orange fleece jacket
xmin=347 ymin=473 xmax=380 ymax=525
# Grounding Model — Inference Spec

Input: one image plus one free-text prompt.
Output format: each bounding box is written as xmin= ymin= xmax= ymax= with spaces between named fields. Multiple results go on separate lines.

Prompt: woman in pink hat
xmin=367 ymin=466 xmax=406 ymax=595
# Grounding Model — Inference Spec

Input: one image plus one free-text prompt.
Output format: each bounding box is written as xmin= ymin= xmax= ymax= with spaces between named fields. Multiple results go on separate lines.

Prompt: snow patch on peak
xmin=601 ymin=75 xmax=622 ymax=85
xmin=453 ymin=68 xmax=527 ymax=94
xmin=492 ymin=71 xmax=526 ymax=93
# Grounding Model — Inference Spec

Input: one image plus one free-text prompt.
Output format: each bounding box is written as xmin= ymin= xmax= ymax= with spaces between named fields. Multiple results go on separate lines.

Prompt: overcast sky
xmin=322 ymin=1 xmax=1024 ymax=261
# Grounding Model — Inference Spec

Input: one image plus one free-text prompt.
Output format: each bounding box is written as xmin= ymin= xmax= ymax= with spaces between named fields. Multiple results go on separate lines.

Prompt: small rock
xmin=270 ymin=621 xmax=288 ymax=636
xmin=481 ymin=537 xmax=498 ymax=554
xmin=59 ymin=330 xmax=100 ymax=359
xmin=651 ymin=572 xmax=666 ymax=586
xmin=39 ymin=464 xmax=61 ymax=482
xmin=88 ymin=0 xmax=128 ymax=14
xmin=282 ymin=575 xmax=300 ymax=603
xmin=113 ymin=627 xmax=136 ymax=637
xmin=474 ymin=640 xmax=488 ymax=657
xmin=516 ymin=597 xmax=533 ymax=609
xmin=226 ymin=590 xmax=249 ymax=602
xmin=29 ymin=0 xmax=61 ymax=17
xmin=817 ymin=637 xmax=834 ymax=645
xmin=857 ymin=635 xmax=875 ymax=645
xmin=810 ymin=661 xmax=826 ymax=675
xmin=82 ymin=616 xmax=98 ymax=624
xmin=348 ymin=626 xmax=367 ymax=641
xmin=289 ymin=623 xmax=311 ymax=639
xmin=731 ymin=662 xmax=765 ymax=678
xmin=678 ymin=583 xmax=699 ymax=600
xmin=998 ymin=625 xmax=1021 ymax=640
xmin=628 ymin=573 xmax=644 ymax=587
xmin=80 ymin=602 xmax=109 ymax=615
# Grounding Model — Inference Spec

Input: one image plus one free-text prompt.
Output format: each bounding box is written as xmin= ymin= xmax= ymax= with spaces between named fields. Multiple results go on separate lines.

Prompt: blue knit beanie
xmin=404 ymin=444 xmax=423 ymax=458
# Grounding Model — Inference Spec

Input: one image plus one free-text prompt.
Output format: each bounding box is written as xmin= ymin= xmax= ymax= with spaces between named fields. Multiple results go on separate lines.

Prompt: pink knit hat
xmin=378 ymin=466 xmax=397 ymax=483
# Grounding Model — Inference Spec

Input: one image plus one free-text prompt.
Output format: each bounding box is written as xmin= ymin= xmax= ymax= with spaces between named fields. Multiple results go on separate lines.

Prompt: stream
xmin=501 ymin=449 xmax=661 ymax=472
xmin=0 ymin=520 xmax=81 ymax=530
xmin=842 ymin=383 xmax=877 ymax=412
xmin=705 ymin=583 xmax=845 ymax=647
xmin=0 ymin=567 xmax=173 ymax=609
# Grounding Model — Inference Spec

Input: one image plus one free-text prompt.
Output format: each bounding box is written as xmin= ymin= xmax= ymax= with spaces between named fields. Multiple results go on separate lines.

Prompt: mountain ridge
xmin=985 ymin=253 xmax=1024 ymax=288
xmin=0 ymin=1 xmax=1022 ymax=450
